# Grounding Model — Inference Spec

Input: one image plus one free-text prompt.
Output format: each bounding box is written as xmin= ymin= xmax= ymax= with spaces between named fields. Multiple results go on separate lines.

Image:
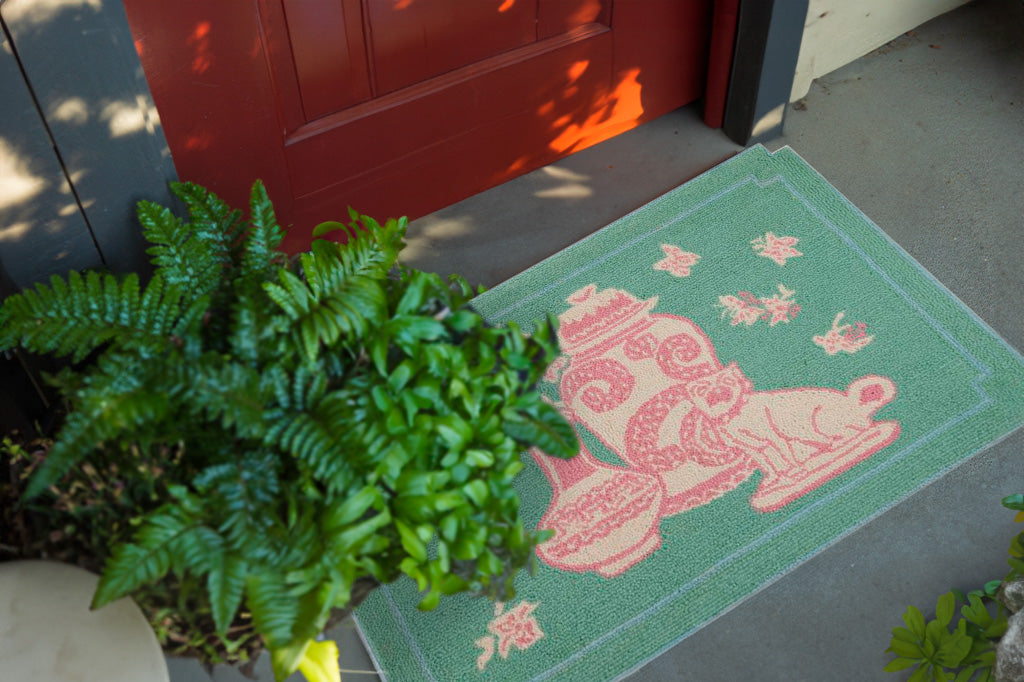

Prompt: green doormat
xmin=354 ymin=145 xmax=1024 ymax=681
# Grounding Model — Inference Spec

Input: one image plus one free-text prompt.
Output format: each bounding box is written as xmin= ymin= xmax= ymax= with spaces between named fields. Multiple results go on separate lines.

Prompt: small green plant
xmin=884 ymin=494 xmax=1024 ymax=681
xmin=0 ymin=181 xmax=578 ymax=681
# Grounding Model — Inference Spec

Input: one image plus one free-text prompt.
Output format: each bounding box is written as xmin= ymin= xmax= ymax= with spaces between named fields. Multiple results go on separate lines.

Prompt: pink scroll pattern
xmin=532 ymin=284 xmax=900 ymax=579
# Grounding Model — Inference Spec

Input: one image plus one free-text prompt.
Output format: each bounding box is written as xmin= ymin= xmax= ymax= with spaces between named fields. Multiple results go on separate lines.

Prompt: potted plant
xmin=0 ymin=181 xmax=578 ymax=681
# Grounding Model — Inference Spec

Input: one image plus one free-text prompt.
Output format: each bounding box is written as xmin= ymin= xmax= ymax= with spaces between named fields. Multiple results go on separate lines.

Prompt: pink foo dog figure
xmin=532 ymin=285 xmax=900 ymax=577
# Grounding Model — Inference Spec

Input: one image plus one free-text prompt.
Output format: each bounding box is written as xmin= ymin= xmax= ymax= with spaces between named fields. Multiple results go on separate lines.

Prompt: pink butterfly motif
xmin=475 ymin=601 xmax=545 ymax=671
xmin=751 ymin=232 xmax=803 ymax=266
xmin=653 ymin=244 xmax=700 ymax=277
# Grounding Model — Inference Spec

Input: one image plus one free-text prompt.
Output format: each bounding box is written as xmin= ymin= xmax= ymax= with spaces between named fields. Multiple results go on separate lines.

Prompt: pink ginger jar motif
xmin=552 ymin=284 xmax=756 ymax=516
xmin=532 ymin=285 xmax=901 ymax=577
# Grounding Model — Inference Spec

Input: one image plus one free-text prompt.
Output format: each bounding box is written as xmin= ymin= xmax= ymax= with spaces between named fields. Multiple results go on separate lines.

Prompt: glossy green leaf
xmin=396 ymin=519 xmax=427 ymax=563
xmin=1003 ymin=494 xmax=1024 ymax=511
xmin=892 ymin=626 xmax=919 ymax=644
xmin=0 ymin=178 xmax=565 ymax=668
xmin=955 ymin=666 xmax=981 ymax=682
xmin=388 ymin=361 xmax=414 ymax=393
xmin=936 ymin=592 xmax=956 ymax=627
xmin=888 ymin=638 xmax=924 ymax=659
xmin=884 ymin=657 xmax=922 ymax=672
xmin=440 ymin=514 xmax=460 ymax=542
xmin=312 ymin=221 xmax=349 ymax=238
xmin=331 ymin=509 xmax=392 ymax=554
xmin=502 ymin=403 xmax=578 ymax=459
xmin=465 ymin=449 xmax=495 ymax=468
xmin=463 ymin=480 xmax=490 ymax=507
xmin=904 ymin=606 xmax=927 ymax=638
xmin=907 ymin=663 xmax=931 ymax=682
xmin=936 ymin=632 xmax=972 ymax=667
xmin=418 ymin=589 xmax=441 ymax=611
xmin=324 ymin=486 xmax=381 ymax=529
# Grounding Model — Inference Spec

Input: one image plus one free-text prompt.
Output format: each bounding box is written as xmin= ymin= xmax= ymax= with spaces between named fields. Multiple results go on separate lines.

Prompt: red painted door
xmin=124 ymin=1 xmax=714 ymax=251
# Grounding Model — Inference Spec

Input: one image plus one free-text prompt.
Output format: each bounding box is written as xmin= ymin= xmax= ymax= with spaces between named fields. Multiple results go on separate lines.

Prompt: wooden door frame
xmin=721 ymin=0 xmax=809 ymax=144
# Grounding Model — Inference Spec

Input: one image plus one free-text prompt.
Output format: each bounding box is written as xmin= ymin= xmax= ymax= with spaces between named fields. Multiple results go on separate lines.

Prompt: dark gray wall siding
xmin=0 ymin=0 xmax=178 ymax=289
xmin=1 ymin=24 xmax=101 ymax=286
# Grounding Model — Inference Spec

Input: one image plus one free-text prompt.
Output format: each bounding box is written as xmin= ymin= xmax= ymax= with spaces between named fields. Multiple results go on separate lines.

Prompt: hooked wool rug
xmin=354 ymin=145 xmax=1024 ymax=681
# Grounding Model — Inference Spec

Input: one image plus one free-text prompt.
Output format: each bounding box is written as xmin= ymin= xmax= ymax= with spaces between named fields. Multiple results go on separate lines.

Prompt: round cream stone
xmin=0 ymin=560 xmax=168 ymax=681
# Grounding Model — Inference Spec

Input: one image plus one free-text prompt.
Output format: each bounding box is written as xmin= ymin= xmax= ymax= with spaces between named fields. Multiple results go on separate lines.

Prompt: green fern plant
xmin=0 ymin=181 xmax=578 ymax=682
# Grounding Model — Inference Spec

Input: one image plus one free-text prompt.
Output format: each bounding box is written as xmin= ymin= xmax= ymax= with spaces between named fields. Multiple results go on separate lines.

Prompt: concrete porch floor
xmin=168 ymin=0 xmax=1024 ymax=679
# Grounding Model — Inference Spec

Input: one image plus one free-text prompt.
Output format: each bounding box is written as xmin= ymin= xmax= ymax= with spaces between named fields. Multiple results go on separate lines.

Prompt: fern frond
xmin=266 ymin=391 xmax=356 ymax=493
xmin=347 ymin=214 xmax=407 ymax=274
xmin=207 ymin=553 xmax=249 ymax=636
xmin=0 ymin=270 xmax=183 ymax=361
xmin=239 ymin=180 xmax=285 ymax=279
xmin=172 ymin=293 xmax=212 ymax=356
xmin=227 ymin=285 xmax=262 ymax=363
xmin=228 ymin=278 xmax=289 ymax=364
xmin=308 ymin=221 xmax=402 ymax=290
xmin=246 ymin=571 xmax=299 ymax=649
xmin=265 ymin=504 xmax=320 ymax=569
xmin=192 ymin=451 xmax=285 ymax=561
xmin=92 ymin=508 xmax=198 ymax=608
xmin=92 ymin=541 xmax=174 ymax=609
xmin=263 ymin=270 xmax=311 ymax=319
xmin=264 ymin=263 xmax=386 ymax=364
xmin=170 ymin=181 xmax=244 ymax=267
xmin=25 ymin=358 xmax=174 ymax=497
xmin=288 ymin=578 xmax=338 ymax=645
xmin=178 ymin=355 xmax=267 ymax=438
xmin=166 ymin=525 xmax=227 ymax=579
xmin=138 ymin=200 xmax=222 ymax=303
xmin=291 ymin=364 xmax=327 ymax=409
xmin=261 ymin=363 xmax=293 ymax=409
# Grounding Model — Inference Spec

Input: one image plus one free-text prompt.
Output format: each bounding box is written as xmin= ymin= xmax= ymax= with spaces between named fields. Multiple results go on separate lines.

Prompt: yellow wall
xmin=791 ymin=0 xmax=970 ymax=101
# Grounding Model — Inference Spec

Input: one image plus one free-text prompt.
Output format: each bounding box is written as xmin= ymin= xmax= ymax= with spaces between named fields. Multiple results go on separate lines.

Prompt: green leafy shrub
xmin=0 ymin=181 xmax=578 ymax=681
xmin=884 ymin=494 xmax=1024 ymax=681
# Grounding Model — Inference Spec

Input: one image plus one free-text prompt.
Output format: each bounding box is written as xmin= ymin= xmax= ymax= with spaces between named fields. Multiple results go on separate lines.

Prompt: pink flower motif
xmin=718 ymin=294 xmax=764 ymax=326
xmin=475 ymin=601 xmax=545 ymax=671
xmin=752 ymin=232 xmax=803 ymax=266
xmin=475 ymin=636 xmax=495 ymax=672
xmin=718 ymin=285 xmax=799 ymax=327
xmin=758 ymin=285 xmax=800 ymax=326
xmin=488 ymin=601 xmax=544 ymax=660
xmin=813 ymin=312 xmax=874 ymax=355
xmin=654 ymin=244 xmax=700 ymax=277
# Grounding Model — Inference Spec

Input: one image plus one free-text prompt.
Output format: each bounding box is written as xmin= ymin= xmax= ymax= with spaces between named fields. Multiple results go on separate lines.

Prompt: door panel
xmin=538 ymin=0 xmax=610 ymax=38
xmin=283 ymin=0 xmax=372 ymax=119
xmin=284 ymin=24 xmax=613 ymax=198
xmin=288 ymin=23 xmax=616 ymax=232
xmin=123 ymin=0 xmax=715 ymax=252
xmin=368 ymin=0 xmax=541 ymax=96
